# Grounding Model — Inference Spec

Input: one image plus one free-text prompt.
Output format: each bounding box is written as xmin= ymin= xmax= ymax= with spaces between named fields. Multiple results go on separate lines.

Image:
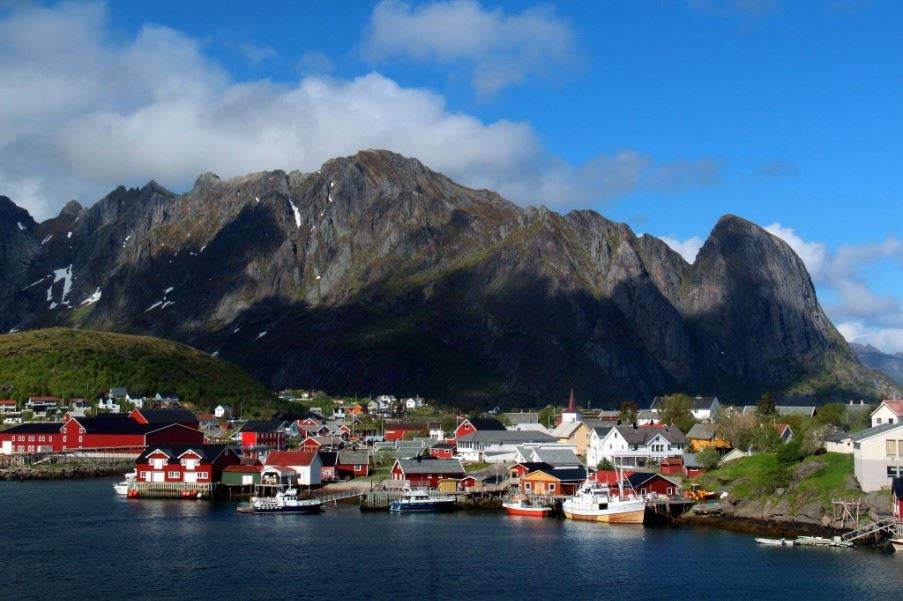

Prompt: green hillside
xmin=0 ymin=328 xmax=273 ymax=410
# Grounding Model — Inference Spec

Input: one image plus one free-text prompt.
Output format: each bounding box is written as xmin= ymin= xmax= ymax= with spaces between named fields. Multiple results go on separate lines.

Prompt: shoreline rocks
xmin=0 ymin=463 xmax=131 ymax=481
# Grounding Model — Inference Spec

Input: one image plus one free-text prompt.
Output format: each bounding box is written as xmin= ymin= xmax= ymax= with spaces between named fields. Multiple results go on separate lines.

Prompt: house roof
xmin=264 ymin=450 xmax=319 ymax=467
xmin=626 ymin=472 xmax=680 ymax=489
xmin=686 ymin=423 xmax=716 ymax=441
xmin=222 ymin=463 xmax=262 ymax=473
xmin=109 ymin=388 xmax=128 ymax=397
xmin=457 ymin=431 xmax=556 ymax=444
xmin=239 ymin=420 xmax=281 ymax=433
xmin=516 ymin=461 xmax=556 ymax=473
xmin=503 ymin=412 xmax=539 ymax=425
xmin=776 ymin=406 xmax=817 ymax=417
xmin=135 ymin=408 xmax=198 ymax=424
xmin=431 ymin=442 xmax=457 ymax=450
xmin=683 ymin=453 xmax=702 ymax=469
xmin=524 ymin=466 xmax=587 ymax=483
xmin=317 ymin=451 xmax=339 ymax=466
xmin=462 ymin=418 xmax=507 ymax=431
xmin=1 ymin=422 xmax=62 ymax=434
xmin=873 ymin=400 xmax=903 ymax=418
xmin=73 ymin=414 xmax=151 ymax=435
xmin=395 ymin=458 xmax=465 ymax=475
xmin=612 ymin=425 xmax=687 ymax=446
xmin=0 ymin=399 xmax=17 ymax=405
xmin=137 ymin=444 xmax=232 ymax=464
xmin=532 ymin=448 xmax=582 ymax=467
xmin=551 ymin=421 xmax=583 ymax=438
xmin=592 ymin=426 xmax=612 ymax=437
xmin=338 ymin=450 xmax=369 ymax=466
xmin=155 ymin=392 xmax=180 ymax=400
xmin=851 ymin=421 xmax=903 ymax=442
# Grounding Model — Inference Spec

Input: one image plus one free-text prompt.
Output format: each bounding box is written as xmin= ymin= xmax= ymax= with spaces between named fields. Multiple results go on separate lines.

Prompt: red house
xmin=430 ymin=442 xmax=457 ymax=460
xmin=383 ymin=421 xmax=428 ymax=442
xmin=453 ymin=418 xmax=506 ymax=440
xmin=135 ymin=444 xmax=240 ymax=485
xmin=509 ymin=462 xmax=554 ymax=480
xmin=390 ymin=458 xmax=465 ymax=488
xmin=623 ymin=472 xmax=681 ymax=496
xmin=318 ymin=451 xmax=339 ymax=482
xmin=336 ymin=450 xmax=369 ymax=479
xmin=238 ymin=421 xmax=284 ymax=450
xmin=659 ymin=456 xmax=684 ymax=476
xmin=0 ymin=423 xmax=64 ymax=454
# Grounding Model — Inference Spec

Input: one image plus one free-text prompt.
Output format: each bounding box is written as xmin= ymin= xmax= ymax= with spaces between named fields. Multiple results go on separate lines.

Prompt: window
xmin=354 ymin=465 xmax=362 ymax=471
xmin=39 ymin=436 xmax=45 ymax=442
xmin=27 ymin=436 xmax=35 ymax=441
xmin=524 ymin=482 xmax=532 ymax=491
xmin=877 ymin=418 xmax=883 ymax=424
xmin=78 ymin=436 xmax=83 ymax=443
xmin=549 ymin=483 xmax=556 ymax=492
xmin=152 ymin=458 xmax=164 ymax=469
xmin=887 ymin=440 xmax=898 ymax=458
xmin=140 ymin=471 xmax=149 ymax=479
xmin=168 ymin=471 xmax=180 ymax=478
xmin=197 ymin=472 xmax=208 ymax=480
xmin=887 ymin=466 xmax=903 ymax=477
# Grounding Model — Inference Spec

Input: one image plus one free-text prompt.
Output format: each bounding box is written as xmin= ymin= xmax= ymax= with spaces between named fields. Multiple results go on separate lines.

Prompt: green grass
xmin=0 ymin=328 xmax=273 ymax=410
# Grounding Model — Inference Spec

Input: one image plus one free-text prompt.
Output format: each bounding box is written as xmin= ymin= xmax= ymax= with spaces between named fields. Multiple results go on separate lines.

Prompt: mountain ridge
xmin=0 ymin=149 xmax=895 ymax=406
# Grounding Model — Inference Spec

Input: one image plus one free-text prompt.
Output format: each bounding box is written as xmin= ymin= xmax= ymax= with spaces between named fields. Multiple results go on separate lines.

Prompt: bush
xmin=597 ymin=458 xmax=614 ymax=471
xmin=696 ymin=447 xmax=721 ymax=471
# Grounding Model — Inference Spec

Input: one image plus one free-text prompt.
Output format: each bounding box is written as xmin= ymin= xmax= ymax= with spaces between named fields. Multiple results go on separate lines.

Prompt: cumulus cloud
xmin=0 ymin=1 xmax=717 ymax=221
xmin=362 ymin=0 xmax=579 ymax=95
xmin=766 ymin=223 xmax=903 ymax=352
xmin=660 ymin=235 xmax=705 ymax=263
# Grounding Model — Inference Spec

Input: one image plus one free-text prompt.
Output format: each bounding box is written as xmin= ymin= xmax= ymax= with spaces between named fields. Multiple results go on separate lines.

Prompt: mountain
xmin=850 ymin=343 xmax=903 ymax=387
xmin=0 ymin=328 xmax=272 ymax=409
xmin=0 ymin=150 xmax=894 ymax=407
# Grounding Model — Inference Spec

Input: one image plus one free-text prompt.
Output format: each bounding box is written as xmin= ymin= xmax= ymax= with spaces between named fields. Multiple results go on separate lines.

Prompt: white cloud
xmin=660 ymin=235 xmax=705 ymax=263
xmin=363 ymin=0 xmax=578 ymax=95
xmin=0 ymin=2 xmax=718 ymax=221
xmin=238 ymin=42 xmax=277 ymax=65
xmin=766 ymin=222 xmax=903 ymax=352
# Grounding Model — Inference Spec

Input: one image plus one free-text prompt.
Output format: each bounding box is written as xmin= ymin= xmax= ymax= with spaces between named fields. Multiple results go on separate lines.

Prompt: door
xmin=152 ymin=471 xmax=165 ymax=483
xmin=184 ymin=472 xmax=198 ymax=484
xmin=1 ymin=440 xmax=10 ymax=455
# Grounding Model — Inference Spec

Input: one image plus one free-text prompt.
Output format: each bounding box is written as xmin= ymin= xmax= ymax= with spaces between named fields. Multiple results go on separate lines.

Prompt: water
xmin=2 ymin=479 xmax=903 ymax=601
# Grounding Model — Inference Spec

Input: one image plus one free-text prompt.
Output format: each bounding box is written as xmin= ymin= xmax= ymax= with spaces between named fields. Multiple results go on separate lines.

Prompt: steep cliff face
xmin=0 ymin=150 xmax=890 ymax=405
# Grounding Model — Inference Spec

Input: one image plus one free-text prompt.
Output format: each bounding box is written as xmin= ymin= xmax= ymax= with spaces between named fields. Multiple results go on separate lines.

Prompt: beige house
xmin=551 ymin=421 xmax=592 ymax=456
xmin=853 ymin=422 xmax=903 ymax=492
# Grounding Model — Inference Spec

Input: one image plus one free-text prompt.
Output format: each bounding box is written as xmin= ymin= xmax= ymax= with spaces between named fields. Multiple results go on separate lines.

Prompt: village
xmin=3 ymin=387 xmax=903 ymax=547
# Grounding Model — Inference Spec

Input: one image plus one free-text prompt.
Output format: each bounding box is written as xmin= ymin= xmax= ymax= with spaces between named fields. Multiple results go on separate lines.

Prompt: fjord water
xmin=3 ymin=479 xmax=903 ymax=601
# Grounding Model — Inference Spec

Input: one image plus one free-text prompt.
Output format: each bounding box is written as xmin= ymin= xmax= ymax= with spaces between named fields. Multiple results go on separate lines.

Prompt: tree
xmin=618 ymin=401 xmax=638 ymax=424
xmin=538 ymin=404 xmax=559 ymax=428
xmin=757 ymin=391 xmax=776 ymax=416
xmin=597 ymin=458 xmax=614 ymax=471
xmin=696 ymin=447 xmax=721 ymax=471
xmin=659 ymin=394 xmax=696 ymax=433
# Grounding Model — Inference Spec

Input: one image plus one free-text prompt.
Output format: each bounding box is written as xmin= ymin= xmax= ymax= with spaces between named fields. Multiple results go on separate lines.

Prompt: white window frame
xmin=168 ymin=470 xmax=180 ymax=479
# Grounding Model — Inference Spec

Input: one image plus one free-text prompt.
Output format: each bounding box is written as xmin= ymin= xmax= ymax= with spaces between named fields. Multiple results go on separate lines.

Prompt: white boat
xmin=238 ymin=487 xmax=322 ymax=514
xmin=562 ymin=479 xmax=646 ymax=524
xmin=755 ymin=537 xmax=793 ymax=546
xmin=389 ymin=488 xmax=456 ymax=512
xmin=113 ymin=470 xmax=138 ymax=495
xmin=502 ymin=495 xmax=554 ymax=517
xmin=890 ymin=538 xmax=903 ymax=552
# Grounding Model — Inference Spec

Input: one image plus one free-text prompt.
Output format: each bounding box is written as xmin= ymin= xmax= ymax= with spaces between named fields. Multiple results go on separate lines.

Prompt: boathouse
xmin=430 ymin=442 xmax=457 ymax=459
xmin=135 ymin=444 xmax=240 ymax=484
xmin=520 ymin=466 xmax=587 ymax=496
xmin=391 ymin=458 xmax=465 ymax=488
xmin=263 ymin=450 xmax=322 ymax=486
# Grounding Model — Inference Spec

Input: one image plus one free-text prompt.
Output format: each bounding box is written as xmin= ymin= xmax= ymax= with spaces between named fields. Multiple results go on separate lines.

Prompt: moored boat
xmin=502 ymin=495 xmax=553 ymax=517
xmin=238 ymin=487 xmax=322 ymax=514
xmin=890 ymin=538 xmax=903 ymax=552
xmin=755 ymin=537 xmax=793 ymax=546
xmin=113 ymin=481 xmax=129 ymax=495
xmin=389 ymin=488 xmax=456 ymax=512
xmin=562 ymin=480 xmax=646 ymax=523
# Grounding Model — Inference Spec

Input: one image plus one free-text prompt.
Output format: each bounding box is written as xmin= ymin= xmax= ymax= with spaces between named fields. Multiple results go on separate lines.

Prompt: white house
xmin=428 ymin=423 xmax=445 ymax=441
xmin=455 ymin=431 xmax=559 ymax=463
xmin=650 ymin=395 xmax=721 ymax=421
xmin=587 ymin=424 xmax=688 ymax=468
xmin=404 ymin=397 xmax=424 ymax=410
xmin=214 ymin=405 xmax=232 ymax=419
xmin=126 ymin=393 xmax=144 ymax=409
xmin=852 ymin=422 xmax=903 ymax=491
xmin=824 ymin=431 xmax=854 ymax=455
xmin=870 ymin=400 xmax=903 ymax=428
xmin=96 ymin=397 xmax=120 ymax=413
xmin=262 ymin=450 xmax=322 ymax=486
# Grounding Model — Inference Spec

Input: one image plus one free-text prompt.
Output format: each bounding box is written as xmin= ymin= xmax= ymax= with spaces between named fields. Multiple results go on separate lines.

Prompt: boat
xmin=755 ymin=537 xmax=794 ymax=546
xmin=113 ymin=469 xmax=138 ymax=496
xmin=237 ymin=487 xmax=322 ymax=514
xmin=563 ymin=463 xmax=646 ymax=524
xmin=890 ymin=538 xmax=903 ymax=552
xmin=389 ymin=488 xmax=456 ymax=512
xmin=502 ymin=495 xmax=553 ymax=517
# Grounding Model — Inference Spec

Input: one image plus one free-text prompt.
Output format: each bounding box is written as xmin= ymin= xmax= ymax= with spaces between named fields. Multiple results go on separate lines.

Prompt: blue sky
xmin=1 ymin=0 xmax=902 ymax=351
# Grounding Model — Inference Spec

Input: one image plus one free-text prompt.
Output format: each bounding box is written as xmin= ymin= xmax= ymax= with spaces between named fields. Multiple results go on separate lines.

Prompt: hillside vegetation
xmin=0 ymin=328 xmax=272 ymax=409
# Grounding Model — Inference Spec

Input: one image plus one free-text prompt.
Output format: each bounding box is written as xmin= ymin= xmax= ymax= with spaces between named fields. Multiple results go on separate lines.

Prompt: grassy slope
xmin=0 ymin=328 xmax=272 ymax=409
xmin=695 ymin=452 xmax=860 ymax=513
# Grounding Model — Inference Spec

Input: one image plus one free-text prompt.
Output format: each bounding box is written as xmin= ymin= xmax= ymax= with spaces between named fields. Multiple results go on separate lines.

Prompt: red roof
xmin=223 ymin=464 xmax=263 ymax=473
xmin=881 ymin=400 xmax=903 ymax=417
xmin=0 ymin=400 xmax=17 ymax=405
xmin=590 ymin=470 xmax=636 ymax=485
xmin=265 ymin=450 xmax=318 ymax=467
xmin=660 ymin=456 xmax=683 ymax=466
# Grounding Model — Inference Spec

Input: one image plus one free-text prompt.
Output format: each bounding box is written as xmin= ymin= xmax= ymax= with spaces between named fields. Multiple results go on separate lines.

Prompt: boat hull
xmin=389 ymin=500 xmax=456 ymax=512
xmin=562 ymin=507 xmax=646 ymax=524
xmin=502 ymin=502 xmax=553 ymax=517
xmin=238 ymin=504 xmax=322 ymax=514
xmin=891 ymin=538 xmax=903 ymax=552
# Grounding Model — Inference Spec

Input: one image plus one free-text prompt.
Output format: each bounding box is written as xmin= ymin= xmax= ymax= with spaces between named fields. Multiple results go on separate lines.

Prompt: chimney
xmin=567 ymin=387 xmax=577 ymax=413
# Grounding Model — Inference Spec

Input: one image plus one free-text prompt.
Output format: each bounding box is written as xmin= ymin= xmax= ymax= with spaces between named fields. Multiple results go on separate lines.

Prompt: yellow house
xmin=551 ymin=421 xmax=592 ymax=456
xmin=686 ymin=423 xmax=731 ymax=451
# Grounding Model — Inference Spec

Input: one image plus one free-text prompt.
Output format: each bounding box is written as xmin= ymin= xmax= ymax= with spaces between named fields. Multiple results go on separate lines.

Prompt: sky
xmin=1 ymin=0 xmax=902 ymax=352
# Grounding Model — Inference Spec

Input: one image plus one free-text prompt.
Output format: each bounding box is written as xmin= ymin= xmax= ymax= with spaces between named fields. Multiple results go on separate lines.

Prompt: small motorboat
xmin=755 ymin=537 xmax=793 ymax=546
xmin=113 ymin=481 xmax=129 ymax=496
xmin=238 ymin=487 xmax=322 ymax=514
xmin=389 ymin=488 xmax=456 ymax=513
xmin=502 ymin=495 xmax=553 ymax=517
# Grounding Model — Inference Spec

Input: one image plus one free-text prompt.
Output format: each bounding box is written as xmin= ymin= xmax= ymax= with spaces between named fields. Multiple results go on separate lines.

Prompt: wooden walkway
xmin=127 ymin=481 xmax=215 ymax=499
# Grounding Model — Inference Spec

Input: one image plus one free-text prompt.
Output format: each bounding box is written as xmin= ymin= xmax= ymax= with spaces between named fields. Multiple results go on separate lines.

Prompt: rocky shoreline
xmin=0 ymin=463 xmax=132 ymax=481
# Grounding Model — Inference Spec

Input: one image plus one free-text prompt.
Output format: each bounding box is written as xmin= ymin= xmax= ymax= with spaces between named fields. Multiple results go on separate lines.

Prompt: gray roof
xmin=613 ymin=425 xmax=687 ymax=446
xmin=338 ymin=450 xmax=370 ymax=465
xmin=395 ymin=458 xmax=465 ymax=475
xmin=636 ymin=410 xmax=658 ymax=420
xmin=592 ymin=426 xmax=612 ymax=437
xmin=851 ymin=421 xmax=903 ymax=442
xmin=533 ymin=448 xmax=582 ymax=467
xmin=824 ymin=431 xmax=852 ymax=443
xmin=457 ymin=431 xmax=556 ymax=444
xmin=686 ymin=423 xmax=715 ymax=440
xmin=503 ymin=412 xmax=539 ymax=425
xmin=776 ymin=405 xmax=817 ymax=417
xmin=683 ymin=453 xmax=701 ymax=469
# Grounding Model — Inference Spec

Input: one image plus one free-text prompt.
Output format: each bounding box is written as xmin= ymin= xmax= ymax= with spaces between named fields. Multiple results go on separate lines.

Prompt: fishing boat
xmin=502 ymin=495 xmax=553 ymax=517
xmin=237 ymin=487 xmax=322 ymax=514
xmin=389 ymin=488 xmax=456 ymax=512
xmin=562 ymin=463 xmax=646 ymax=524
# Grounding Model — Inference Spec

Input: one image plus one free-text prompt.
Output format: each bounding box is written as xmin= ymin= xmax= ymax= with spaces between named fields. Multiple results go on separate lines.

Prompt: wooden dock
xmin=360 ymin=490 xmax=462 ymax=511
xmin=127 ymin=481 xmax=215 ymax=499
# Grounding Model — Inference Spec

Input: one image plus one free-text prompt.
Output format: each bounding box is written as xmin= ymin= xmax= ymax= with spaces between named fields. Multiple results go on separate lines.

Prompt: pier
xmin=127 ymin=481 xmax=215 ymax=499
